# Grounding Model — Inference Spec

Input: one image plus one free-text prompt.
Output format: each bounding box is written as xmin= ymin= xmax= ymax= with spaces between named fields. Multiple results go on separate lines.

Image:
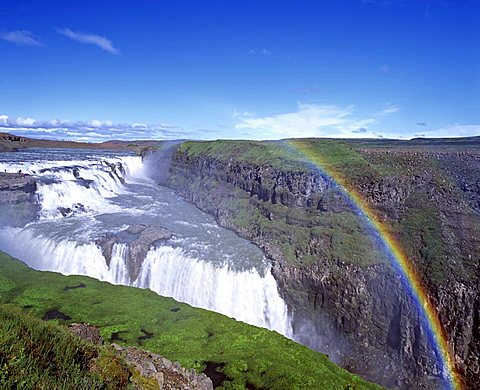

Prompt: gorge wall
xmin=158 ymin=139 xmax=480 ymax=389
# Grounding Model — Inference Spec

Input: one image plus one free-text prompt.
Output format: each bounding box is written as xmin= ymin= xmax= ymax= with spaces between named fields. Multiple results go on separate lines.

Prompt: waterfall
xmin=109 ymin=243 xmax=130 ymax=285
xmin=0 ymin=227 xmax=292 ymax=336
xmin=0 ymin=150 xmax=293 ymax=338
xmin=135 ymin=246 xmax=292 ymax=336
xmin=0 ymin=155 xmax=148 ymax=219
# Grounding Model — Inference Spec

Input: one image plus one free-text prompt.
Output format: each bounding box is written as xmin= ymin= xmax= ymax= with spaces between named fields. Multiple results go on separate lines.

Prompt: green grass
xmin=0 ymin=251 xmax=382 ymax=390
xmin=177 ymin=140 xmax=311 ymax=172
xmin=0 ymin=304 xmax=132 ymax=389
xmin=177 ymin=138 xmax=418 ymax=182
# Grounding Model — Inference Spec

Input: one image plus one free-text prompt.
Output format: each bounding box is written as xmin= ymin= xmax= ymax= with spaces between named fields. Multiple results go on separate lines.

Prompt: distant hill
xmin=342 ymin=135 xmax=480 ymax=148
xmin=0 ymin=132 xmax=164 ymax=153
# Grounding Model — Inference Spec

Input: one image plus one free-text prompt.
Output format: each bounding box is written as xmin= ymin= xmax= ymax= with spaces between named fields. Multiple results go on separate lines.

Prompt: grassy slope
xmin=0 ymin=251 xmax=381 ymax=390
xmin=0 ymin=304 xmax=133 ymax=389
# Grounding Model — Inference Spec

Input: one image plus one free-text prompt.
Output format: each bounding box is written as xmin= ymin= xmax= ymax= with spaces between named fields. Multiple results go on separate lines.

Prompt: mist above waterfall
xmin=141 ymin=141 xmax=183 ymax=184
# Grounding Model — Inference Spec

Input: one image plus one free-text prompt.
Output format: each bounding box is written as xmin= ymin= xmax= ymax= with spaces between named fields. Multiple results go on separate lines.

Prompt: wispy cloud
xmin=379 ymin=65 xmax=390 ymax=74
xmin=234 ymin=103 xmax=385 ymax=139
xmin=0 ymin=30 xmax=41 ymax=46
xmin=232 ymin=110 xmax=254 ymax=118
xmin=377 ymin=104 xmax=400 ymax=116
xmin=291 ymin=86 xmax=321 ymax=94
xmin=234 ymin=103 xmax=480 ymax=140
xmin=246 ymin=48 xmax=271 ymax=56
xmin=0 ymin=115 xmax=190 ymax=142
xmin=352 ymin=127 xmax=367 ymax=133
xmin=57 ymin=28 xmax=119 ymax=54
xmin=410 ymin=125 xmax=480 ymax=138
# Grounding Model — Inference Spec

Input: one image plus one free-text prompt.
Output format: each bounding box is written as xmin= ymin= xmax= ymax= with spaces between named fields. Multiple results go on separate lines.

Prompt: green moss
xmin=0 ymin=251 xmax=382 ymax=389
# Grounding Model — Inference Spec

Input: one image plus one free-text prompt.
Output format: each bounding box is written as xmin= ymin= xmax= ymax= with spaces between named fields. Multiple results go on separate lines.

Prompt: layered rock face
xmin=160 ymin=141 xmax=479 ymax=389
xmin=0 ymin=172 xmax=38 ymax=226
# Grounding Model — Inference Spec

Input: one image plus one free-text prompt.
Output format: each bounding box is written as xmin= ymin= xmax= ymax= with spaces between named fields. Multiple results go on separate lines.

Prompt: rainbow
xmin=287 ymin=139 xmax=462 ymax=390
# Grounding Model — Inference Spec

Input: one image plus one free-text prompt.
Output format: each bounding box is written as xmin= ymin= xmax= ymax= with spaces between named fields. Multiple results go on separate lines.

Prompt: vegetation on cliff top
xmin=177 ymin=139 xmax=378 ymax=178
xmin=0 ymin=251 xmax=382 ymax=389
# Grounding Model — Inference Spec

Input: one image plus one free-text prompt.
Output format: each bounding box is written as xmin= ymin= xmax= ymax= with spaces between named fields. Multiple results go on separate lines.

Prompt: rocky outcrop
xmin=0 ymin=133 xmax=25 ymax=152
xmin=96 ymin=224 xmax=172 ymax=280
xmin=158 ymin=142 xmax=480 ymax=389
xmin=67 ymin=323 xmax=213 ymax=389
xmin=68 ymin=322 xmax=105 ymax=345
xmin=0 ymin=172 xmax=38 ymax=226
xmin=113 ymin=345 xmax=213 ymax=390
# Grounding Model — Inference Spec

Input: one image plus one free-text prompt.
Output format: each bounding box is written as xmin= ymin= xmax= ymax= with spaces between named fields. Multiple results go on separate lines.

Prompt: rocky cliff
xmin=156 ymin=139 xmax=480 ymax=389
xmin=0 ymin=172 xmax=38 ymax=226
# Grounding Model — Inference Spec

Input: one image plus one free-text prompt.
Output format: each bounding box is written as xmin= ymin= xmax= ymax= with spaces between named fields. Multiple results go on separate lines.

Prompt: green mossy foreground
xmin=0 ymin=304 xmax=132 ymax=389
xmin=0 ymin=251 xmax=381 ymax=389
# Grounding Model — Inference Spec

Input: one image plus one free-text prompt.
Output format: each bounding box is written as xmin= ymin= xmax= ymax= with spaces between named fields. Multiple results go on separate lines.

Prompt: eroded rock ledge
xmin=96 ymin=224 xmax=173 ymax=280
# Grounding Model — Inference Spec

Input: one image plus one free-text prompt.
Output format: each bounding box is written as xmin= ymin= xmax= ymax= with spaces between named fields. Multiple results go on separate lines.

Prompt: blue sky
xmin=0 ymin=0 xmax=479 ymax=141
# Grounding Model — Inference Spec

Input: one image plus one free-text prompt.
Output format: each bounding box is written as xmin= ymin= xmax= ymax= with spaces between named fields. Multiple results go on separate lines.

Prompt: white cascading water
xmin=135 ymin=246 xmax=291 ymax=335
xmin=0 ymin=150 xmax=292 ymax=338
xmin=109 ymin=243 xmax=130 ymax=285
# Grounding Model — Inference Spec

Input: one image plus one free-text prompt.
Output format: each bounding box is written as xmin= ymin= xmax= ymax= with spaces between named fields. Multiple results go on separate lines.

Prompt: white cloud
xmin=0 ymin=30 xmax=41 ymax=46
xmin=234 ymin=103 xmax=480 ymax=140
xmin=234 ymin=103 xmax=382 ymax=139
xmin=15 ymin=117 xmax=36 ymax=126
xmin=57 ymin=28 xmax=119 ymax=54
xmin=0 ymin=115 xmax=190 ymax=142
xmin=409 ymin=125 xmax=480 ymax=138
